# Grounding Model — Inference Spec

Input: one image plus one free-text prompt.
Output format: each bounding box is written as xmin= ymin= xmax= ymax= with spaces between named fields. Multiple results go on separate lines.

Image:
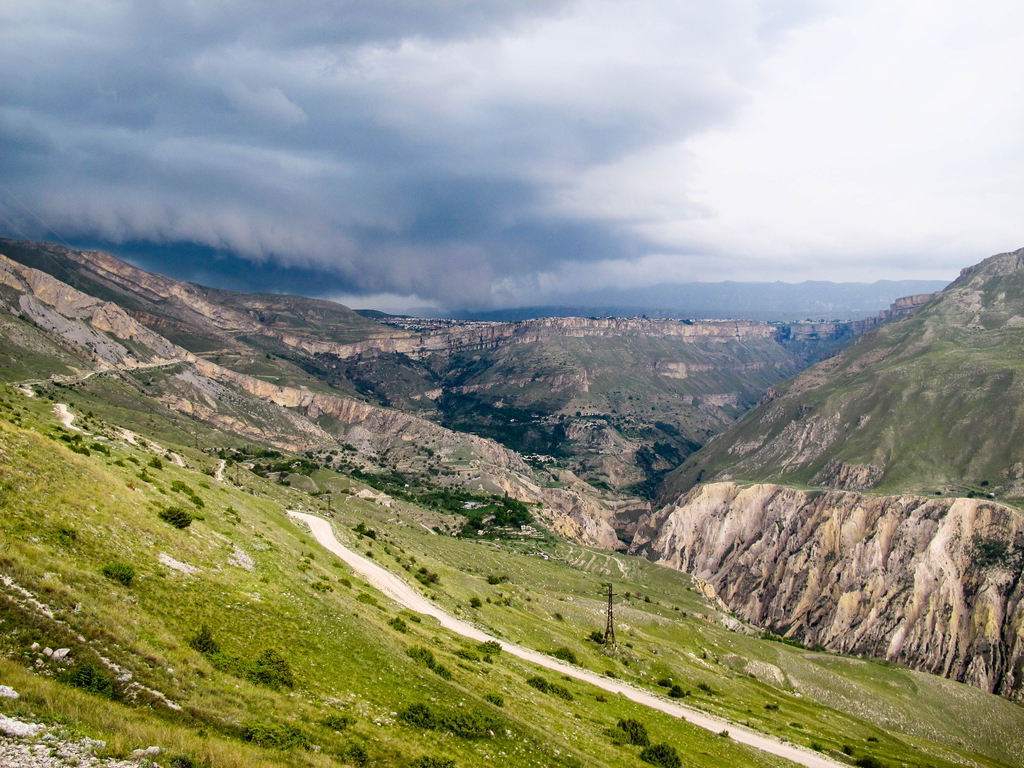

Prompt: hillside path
xmin=214 ymin=459 xmax=226 ymax=481
xmin=288 ymin=511 xmax=843 ymax=768
xmin=53 ymin=403 xmax=80 ymax=432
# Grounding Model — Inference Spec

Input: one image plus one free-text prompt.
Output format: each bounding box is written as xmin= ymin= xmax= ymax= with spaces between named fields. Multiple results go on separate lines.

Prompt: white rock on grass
xmin=0 ymin=686 xmax=18 ymax=699
xmin=0 ymin=713 xmax=44 ymax=737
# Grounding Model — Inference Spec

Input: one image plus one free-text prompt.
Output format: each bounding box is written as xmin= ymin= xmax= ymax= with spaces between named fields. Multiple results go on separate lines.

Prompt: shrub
xmin=58 ymin=660 xmax=114 ymax=698
xmin=551 ymin=646 xmax=578 ymax=664
xmin=668 ymin=685 xmax=689 ymax=699
xmin=639 ymin=743 xmax=682 ymax=768
xmin=469 ymin=596 xmax=482 ymax=608
xmin=320 ymin=713 xmax=355 ymax=731
xmin=169 ymin=757 xmax=198 ymax=768
xmin=407 ymin=646 xmax=436 ymax=666
xmin=401 ymin=703 xmax=438 ymax=728
xmin=189 ymin=625 xmax=219 ymax=655
xmin=158 ymin=506 xmax=192 ymax=529
xmin=242 ymin=722 xmax=307 ymax=749
xmin=311 ymin=580 xmax=333 ymax=592
xmin=455 ymin=648 xmax=479 ymax=661
xmin=617 ymin=718 xmax=650 ymax=746
xmin=483 ymin=693 xmax=504 ymax=707
xmin=432 ymin=663 xmax=453 ymax=681
xmin=697 ymin=682 xmax=714 ymax=695
xmin=355 ymin=592 xmax=379 ymax=607
xmin=854 ymin=758 xmax=885 ymax=768
xmin=410 ymin=757 xmax=455 ymax=768
xmin=101 ymin=562 xmax=135 ymax=586
xmin=548 ymin=683 xmax=573 ymax=701
xmin=438 ymin=708 xmax=496 ymax=738
xmin=415 ymin=567 xmax=441 ymax=586
xmin=478 ymin=640 xmax=501 ymax=654
xmin=656 ymin=678 xmax=672 ymax=688
xmin=589 ymin=630 xmax=605 ymax=644
xmin=148 ymin=456 xmax=163 ymax=469
xmin=389 ymin=617 xmax=408 ymax=633
xmin=526 ymin=676 xmax=550 ymax=693
xmin=344 ymin=743 xmax=368 ymax=766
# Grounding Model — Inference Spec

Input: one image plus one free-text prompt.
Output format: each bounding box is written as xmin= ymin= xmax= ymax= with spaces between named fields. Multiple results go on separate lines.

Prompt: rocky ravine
xmin=630 ymin=482 xmax=1024 ymax=699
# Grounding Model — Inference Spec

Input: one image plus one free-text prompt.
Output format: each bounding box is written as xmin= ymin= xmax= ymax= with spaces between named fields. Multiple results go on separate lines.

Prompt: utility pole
xmin=602 ymin=582 xmax=617 ymax=646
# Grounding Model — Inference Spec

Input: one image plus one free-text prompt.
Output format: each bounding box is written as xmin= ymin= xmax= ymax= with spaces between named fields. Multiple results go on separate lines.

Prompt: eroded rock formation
xmin=631 ymin=482 xmax=1024 ymax=699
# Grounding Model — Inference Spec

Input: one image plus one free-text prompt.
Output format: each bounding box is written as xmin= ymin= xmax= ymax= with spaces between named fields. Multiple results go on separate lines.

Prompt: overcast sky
xmin=2 ymin=1 xmax=1022 ymax=312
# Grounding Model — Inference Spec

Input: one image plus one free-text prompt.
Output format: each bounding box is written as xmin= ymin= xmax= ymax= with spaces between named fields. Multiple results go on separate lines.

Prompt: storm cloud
xmin=2 ymin=1 xmax=1022 ymax=311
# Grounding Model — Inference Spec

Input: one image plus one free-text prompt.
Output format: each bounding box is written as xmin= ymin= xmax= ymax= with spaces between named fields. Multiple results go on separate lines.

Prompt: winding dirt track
xmin=289 ymin=511 xmax=842 ymax=768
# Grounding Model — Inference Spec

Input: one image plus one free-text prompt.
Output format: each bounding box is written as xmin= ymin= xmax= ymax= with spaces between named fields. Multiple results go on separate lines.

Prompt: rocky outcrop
xmin=0 ymin=254 xmax=182 ymax=365
xmin=813 ymin=459 xmax=884 ymax=490
xmin=631 ymin=482 xmax=1024 ymax=699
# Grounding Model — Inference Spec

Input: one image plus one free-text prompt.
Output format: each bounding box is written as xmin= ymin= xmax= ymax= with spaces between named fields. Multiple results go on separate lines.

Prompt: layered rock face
xmin=631 ymin=482 xmax=1024 ymax=699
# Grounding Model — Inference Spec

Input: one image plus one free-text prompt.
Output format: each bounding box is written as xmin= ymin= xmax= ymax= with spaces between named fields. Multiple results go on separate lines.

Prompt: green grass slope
xmin=663 ymin=247 xmax=1024 ymax=500
xmin=0 ymin=386 xmax=1021 ymax=768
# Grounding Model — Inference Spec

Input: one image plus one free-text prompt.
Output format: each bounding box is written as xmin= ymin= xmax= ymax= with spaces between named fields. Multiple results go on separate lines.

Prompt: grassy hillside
xmin=663 ymin=247 xmax=1024 ymax=501
xmin=1 ymin=386 xmax=1021 ymax=768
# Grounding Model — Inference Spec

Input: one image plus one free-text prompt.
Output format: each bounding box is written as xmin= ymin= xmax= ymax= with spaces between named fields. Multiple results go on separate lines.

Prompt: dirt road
xmin=53 ymin=403 xmax=80 ymax=432
xmin=288 ymin=511 xmax=843 ymax=768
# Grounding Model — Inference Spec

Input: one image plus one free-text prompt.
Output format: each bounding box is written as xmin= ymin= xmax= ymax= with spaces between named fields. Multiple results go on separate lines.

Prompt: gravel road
xmin=289 ymin=510 xmax=844 ymax=768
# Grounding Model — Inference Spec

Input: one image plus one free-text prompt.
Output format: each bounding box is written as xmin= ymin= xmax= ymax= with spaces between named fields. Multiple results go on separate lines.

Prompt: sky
xmin=2 ymin=0 xmax=1023 ymax=313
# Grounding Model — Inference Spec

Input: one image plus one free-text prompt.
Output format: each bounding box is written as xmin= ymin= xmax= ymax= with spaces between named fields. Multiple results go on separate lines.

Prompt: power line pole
xmin=602 ymin=582 xmax=617 ymax=646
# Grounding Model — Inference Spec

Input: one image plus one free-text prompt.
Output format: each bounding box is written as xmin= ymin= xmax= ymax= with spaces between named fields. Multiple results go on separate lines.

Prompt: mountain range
xmin=1 ymin=237 xmax=1022 ymax=768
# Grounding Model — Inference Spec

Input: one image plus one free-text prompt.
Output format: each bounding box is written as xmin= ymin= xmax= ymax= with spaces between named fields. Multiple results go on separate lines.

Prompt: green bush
xmin=526 ymin=676 xmax=550 ymax=693
xmin=246 ymin=648 xmax=294 ymax=690
xmin=188 ymin=625 xmax=219 ymax=655
xmin=589 ymin=630 xmax=605 ymax=644
xmin=697 ymin=682 xmax=714 ymax=695
xmin=344 ymin=743 xmax=368 ymax=766
xmin=656 ymin=678 xmax=672 ymax=688
xmin=483 ymin=693 xmax=504 ymax=707
xmin=617 ymin=718 xmax=650 ymax=746
xmin=58 ymin=660 xmax=114 ymax=698
xmin=355 ymin=592 xmax=378 ymax=606
xmin=401 ymin=703 xmax=496 ymax=739
xmin=320 ymin=713 xmax=355 ymax=731
xmin=854 ymin=758 xmax=885 ymax=768
xmin=477 ymin=640 xmax=501 ymax=654
xmin=242 ymin=722 xmax=307 ymax=749
xmin=401 ymin=703 xmax=437 ymax=729
xmin=407 ymin=646 xmax=436 ymax=666
xmin=548 ymin=682 xmax=573 ymax=701
xmin=668 ymin=685 xmax=688 ymax=699
xmin=469 ymin=596 xmax=482 ymax=608
xmin=101 ymin=562 xmax=135 ymax=586
xmin=158 ymin=506 xmax=192 ymax=529
xmin=551 ymin=646 xmax=578 ymax=664
xmin=437 ymin=708 xmax=495 ymax=738
xmin=410 ymin=757 xmax=455 ymax=768
xmin=148 ymin=456 xmax=163 ymax=470
xmin=432 ymin=662 xmax=452 ymax=680
xmin=389 ymin=617 xmax=408 ymax=633
xmin=639 ymin=743 xmax=682 ymax=768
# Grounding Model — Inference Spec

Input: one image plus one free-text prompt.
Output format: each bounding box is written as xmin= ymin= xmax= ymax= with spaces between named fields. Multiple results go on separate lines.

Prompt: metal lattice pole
xmin=603 ymin=582 xmax=617 ymax=646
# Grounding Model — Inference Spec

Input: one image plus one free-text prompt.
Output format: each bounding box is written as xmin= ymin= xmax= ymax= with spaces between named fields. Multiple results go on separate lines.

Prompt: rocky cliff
xmin=631 ymin=482 xmax=1024 ymax=699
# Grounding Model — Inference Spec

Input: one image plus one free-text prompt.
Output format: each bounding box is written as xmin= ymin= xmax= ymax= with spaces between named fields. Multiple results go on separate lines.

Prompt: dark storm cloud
xmin=0 ymin=1 xmax=823 ymax=308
